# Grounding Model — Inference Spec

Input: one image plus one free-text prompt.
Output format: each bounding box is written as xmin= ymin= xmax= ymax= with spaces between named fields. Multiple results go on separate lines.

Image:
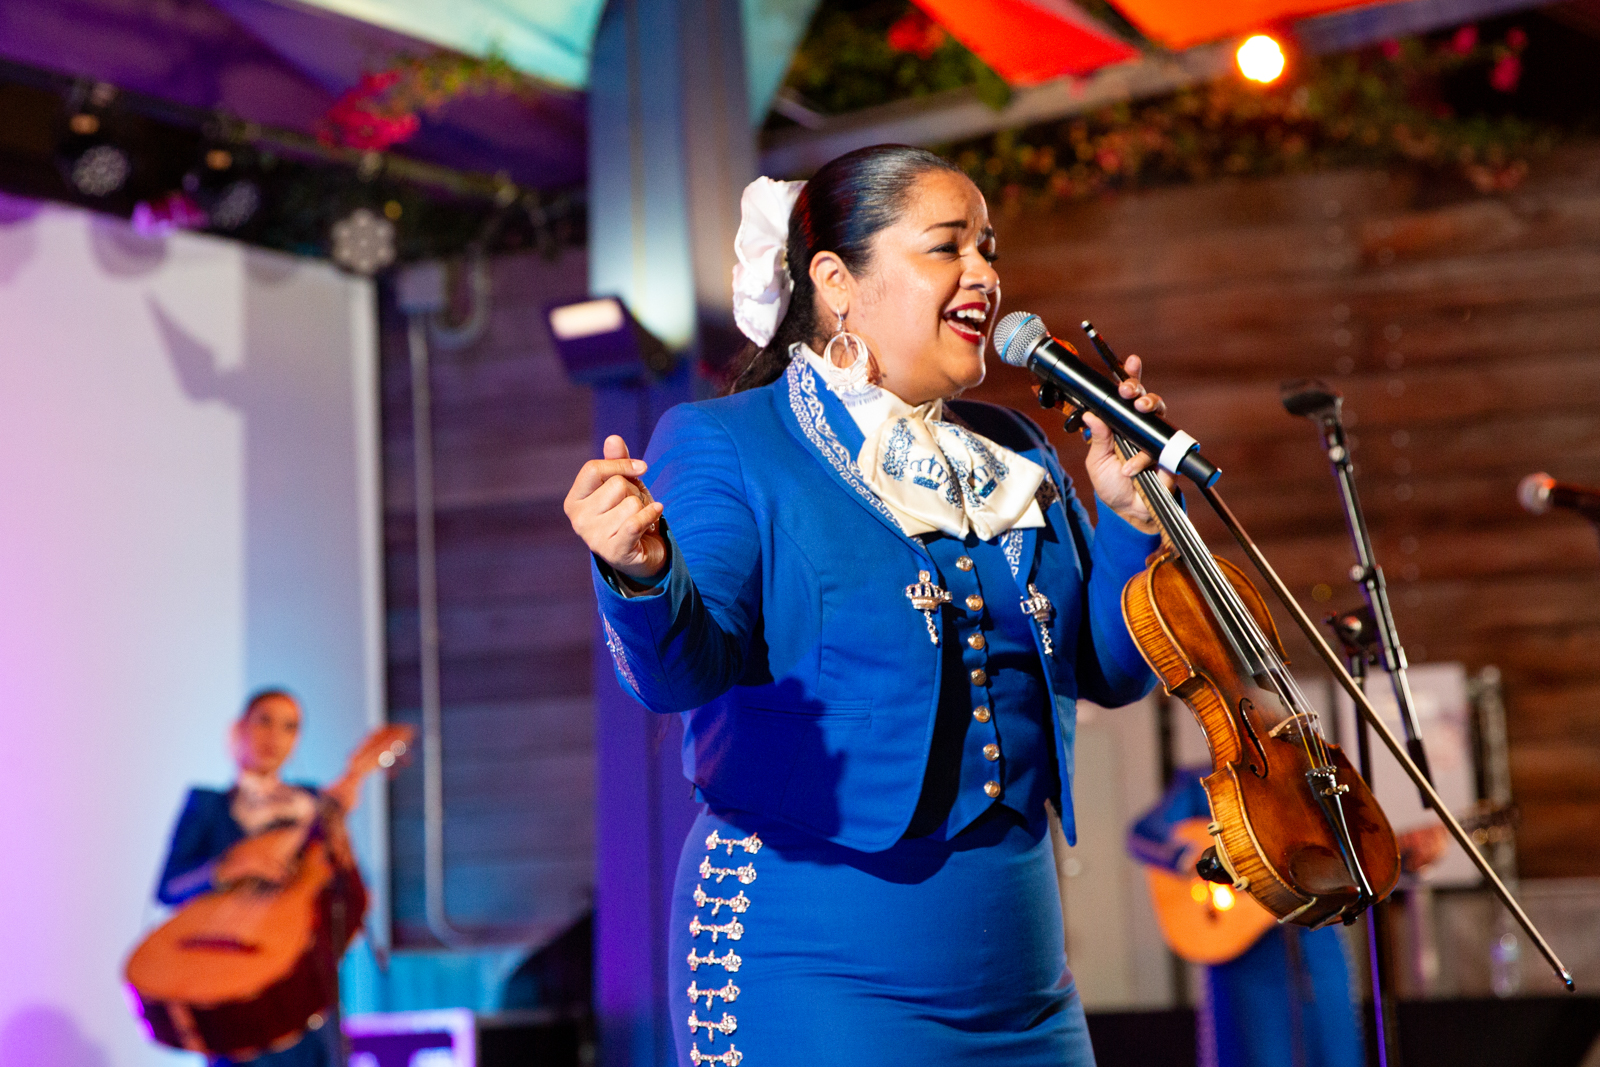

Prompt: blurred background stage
xmin=2 ymin=0 xmax=1600 ymax=1064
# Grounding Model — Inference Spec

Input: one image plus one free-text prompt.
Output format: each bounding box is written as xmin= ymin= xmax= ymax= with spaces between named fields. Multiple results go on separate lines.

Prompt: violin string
xmin=1122 ymin=440 xmax=1334 ymax=769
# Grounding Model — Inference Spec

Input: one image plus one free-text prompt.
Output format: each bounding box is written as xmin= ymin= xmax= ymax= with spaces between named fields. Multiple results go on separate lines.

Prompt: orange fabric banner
xmin=911 ymin=0 xmax=1139 ymax=85
xmin=1108 ymin=0 xmax=1391 ymax=49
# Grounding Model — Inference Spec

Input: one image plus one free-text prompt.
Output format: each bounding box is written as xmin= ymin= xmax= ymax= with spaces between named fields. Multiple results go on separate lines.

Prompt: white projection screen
xmin=0 ymin=195 xmax=385 ymax=1067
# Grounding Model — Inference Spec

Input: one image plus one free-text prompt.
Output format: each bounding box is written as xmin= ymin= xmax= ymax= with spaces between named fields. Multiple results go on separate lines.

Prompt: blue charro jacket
xmin=593 ymin=358 xmax=1159 ymax=852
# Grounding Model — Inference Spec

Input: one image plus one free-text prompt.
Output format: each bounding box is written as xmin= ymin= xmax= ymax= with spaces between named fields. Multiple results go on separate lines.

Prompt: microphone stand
xmin=1330 ymin=608 xmax=1404 ymax=1067
xmin=1284 ymin=383 xmax=1435 ymax=801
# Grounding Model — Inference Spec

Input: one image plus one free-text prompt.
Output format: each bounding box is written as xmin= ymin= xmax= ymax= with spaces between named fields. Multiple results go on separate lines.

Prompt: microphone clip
xmin=1034 ymin=382 xmax=1088 ymax=433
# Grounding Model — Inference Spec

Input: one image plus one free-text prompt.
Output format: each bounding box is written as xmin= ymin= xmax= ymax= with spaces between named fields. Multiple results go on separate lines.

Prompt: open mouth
xmin=943 ymin=303 xmax=989 ymax=343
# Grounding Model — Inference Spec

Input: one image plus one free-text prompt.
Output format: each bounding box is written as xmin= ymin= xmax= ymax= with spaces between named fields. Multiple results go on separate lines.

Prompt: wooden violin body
xmin=1126 ymin=547 xmax=1399 ymax=927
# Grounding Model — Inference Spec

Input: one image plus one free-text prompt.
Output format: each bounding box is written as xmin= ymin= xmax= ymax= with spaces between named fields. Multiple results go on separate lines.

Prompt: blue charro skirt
xmin=669 ymin=805 xmax=1094 ymax=1067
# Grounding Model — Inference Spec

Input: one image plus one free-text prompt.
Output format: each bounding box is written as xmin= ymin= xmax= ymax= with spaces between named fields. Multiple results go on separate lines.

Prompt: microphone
xmin=992 ymin=311 xmax=1220 ymax=487
xmin=1519 ymin=473 xmax=1600 ymax=522
xmin=1280 ymin=378 xmax=1343 ymax=423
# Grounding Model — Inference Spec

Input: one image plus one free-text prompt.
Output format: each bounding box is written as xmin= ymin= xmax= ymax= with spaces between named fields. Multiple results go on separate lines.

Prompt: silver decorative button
xmin=956 ymin=556 xmax=975 ymax=571
xmin=983 ymin=743 xmax=1000 ymax=761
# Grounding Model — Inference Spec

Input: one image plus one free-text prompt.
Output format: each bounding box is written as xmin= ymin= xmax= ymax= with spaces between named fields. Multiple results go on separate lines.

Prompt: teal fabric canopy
xmin=285 ymin=0 xmax=820 ymax=122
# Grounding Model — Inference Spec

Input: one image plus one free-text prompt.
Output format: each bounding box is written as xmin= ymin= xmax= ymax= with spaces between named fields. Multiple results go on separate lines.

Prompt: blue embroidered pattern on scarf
xmin=881 ymin=421 xmax=913 ymax=481
xmin=946 ymin=424 xmax=1009 ymax=502
xmin=785 ymin=360 xmax=908 ymax=533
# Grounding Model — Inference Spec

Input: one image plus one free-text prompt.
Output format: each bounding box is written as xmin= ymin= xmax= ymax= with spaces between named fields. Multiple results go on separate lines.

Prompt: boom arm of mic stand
xmin=1316 ymin=413 xmax=1435 ymax=801
xmin=1197 ymin=482 xmax=1576 ymax=992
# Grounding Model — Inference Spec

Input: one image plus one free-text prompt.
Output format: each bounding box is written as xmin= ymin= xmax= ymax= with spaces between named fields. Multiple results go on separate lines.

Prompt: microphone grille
xmin=1519 ymin=472 xmax=1555 ymax=515
xmin=994 ymin=312 xmax=1047 ymax=368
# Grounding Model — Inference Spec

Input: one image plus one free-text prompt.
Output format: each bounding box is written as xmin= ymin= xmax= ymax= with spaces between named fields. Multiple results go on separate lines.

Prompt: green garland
xmin=955 ymin=28 xmax=1549 ymax=206
xmin=779 ymin=4 xmax=1554 ymax=202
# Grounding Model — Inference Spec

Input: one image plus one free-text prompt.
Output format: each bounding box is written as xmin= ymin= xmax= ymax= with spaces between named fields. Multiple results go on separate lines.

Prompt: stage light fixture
xmin=55 ymin=82 xmax=131 ymax=198
xmin=183 ymin=143 xmax=261 ymax=231
xmin=1237 ymin=34 xmax=1286 ymax=84
xmin=546 ymin=296 xmax=674 ymax=385
xmin=330 ymin=206 xmax=397 ymax=275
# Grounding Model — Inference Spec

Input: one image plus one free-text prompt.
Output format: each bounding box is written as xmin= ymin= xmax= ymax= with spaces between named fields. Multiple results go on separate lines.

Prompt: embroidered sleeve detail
xmin=689 ymin=1044 xmax=744 ymax=1066
xmin=601 ymin=616 xmax=640 ymax=693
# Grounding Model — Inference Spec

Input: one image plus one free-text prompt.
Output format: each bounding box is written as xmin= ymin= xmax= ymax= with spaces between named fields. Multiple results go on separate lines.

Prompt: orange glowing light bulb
xmin=1237 ymin=34 xmax=1286 ymax=84
xmin=1210 ymin=884 xmax=1238 ymax=911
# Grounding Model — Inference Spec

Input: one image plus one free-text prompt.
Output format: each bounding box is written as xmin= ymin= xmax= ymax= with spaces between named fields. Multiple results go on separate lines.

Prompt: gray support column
xmin=586 ymin=2 xmax=754 ymax=1064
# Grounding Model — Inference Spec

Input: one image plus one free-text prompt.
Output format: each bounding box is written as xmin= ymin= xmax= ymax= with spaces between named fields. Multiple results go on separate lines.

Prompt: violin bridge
xmin=1267 ymin=711 xmax=1318 ymax=740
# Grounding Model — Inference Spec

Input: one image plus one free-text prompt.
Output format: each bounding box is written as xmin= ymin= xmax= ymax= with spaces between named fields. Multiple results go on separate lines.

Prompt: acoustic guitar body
xmin=125 ymin=843 xmax=363 ymax=1058
xmin=1144 ymin=817 xmax=1278 ymax=964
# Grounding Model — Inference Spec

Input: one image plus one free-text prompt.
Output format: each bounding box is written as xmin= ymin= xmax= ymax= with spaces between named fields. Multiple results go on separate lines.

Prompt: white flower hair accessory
xmin=731 ymin=176 xmax=805 ymax=347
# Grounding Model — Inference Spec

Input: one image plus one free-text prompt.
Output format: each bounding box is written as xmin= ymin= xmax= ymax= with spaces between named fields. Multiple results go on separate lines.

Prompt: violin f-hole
xmin=1236 ymin=697 xmax=1270 ymax=778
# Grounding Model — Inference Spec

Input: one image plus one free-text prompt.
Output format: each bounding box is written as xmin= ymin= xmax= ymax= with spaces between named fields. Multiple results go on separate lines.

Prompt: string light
xmin=1237 ymin=34 xmax=1286 ymax=84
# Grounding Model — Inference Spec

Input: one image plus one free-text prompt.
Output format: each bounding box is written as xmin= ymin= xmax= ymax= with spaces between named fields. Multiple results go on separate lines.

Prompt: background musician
xmin=1129 ymin=766 xmax=1450 ymax=1067
xmin=1130 ymin=766 xmax=1363 ymax=1067
xmin=155 ymin=689 xmax=361 ymax=1067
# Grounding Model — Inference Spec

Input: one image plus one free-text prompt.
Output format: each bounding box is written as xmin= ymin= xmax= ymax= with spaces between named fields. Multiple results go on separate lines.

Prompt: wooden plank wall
xmin=969 ymin=143 xmax=1600 ymax=878
xmin=381 ymin=248 xmax=598 ymax=947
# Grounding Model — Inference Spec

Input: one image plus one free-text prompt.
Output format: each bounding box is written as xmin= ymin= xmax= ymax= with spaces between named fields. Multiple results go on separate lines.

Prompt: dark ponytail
xmin=727 ymin=144 xmax=963 ymax=394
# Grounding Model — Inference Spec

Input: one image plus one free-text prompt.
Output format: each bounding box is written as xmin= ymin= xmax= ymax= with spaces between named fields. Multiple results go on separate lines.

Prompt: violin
xmin=1044 ymin=329 xmax=1400 ymax=928
xmin=998 ymin=310 xmax=1572 ymax=985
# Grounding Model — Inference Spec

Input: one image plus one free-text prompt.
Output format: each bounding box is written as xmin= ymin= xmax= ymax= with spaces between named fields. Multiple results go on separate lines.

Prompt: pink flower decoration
xmin=886 ymin=10 xmax=945 ymax=59
xmin=1450 ymin=25 xmax=1478 ymax=54
xmin=1490 ymin=53 xmax=1522 ymax=93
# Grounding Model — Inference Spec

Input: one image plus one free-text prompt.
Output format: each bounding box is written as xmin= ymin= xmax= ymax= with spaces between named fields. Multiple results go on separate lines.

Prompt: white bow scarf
xmin=802 ymin=349 xmax=1047 ymax=540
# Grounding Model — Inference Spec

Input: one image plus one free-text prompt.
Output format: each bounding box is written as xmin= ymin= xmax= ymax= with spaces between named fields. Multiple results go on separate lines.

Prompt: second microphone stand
xmin=1330 ymin=606 xmax=1405 ymax=1067
xmin=1286 ymin=379 xmax=1442 ymax=1067
xmin=1282 ymin=380 xmax=1435 ymax=795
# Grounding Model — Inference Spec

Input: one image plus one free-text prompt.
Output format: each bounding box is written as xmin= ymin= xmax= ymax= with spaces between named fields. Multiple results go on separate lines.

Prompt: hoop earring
xmin=823 ymin=307 xmax=874 ymax=381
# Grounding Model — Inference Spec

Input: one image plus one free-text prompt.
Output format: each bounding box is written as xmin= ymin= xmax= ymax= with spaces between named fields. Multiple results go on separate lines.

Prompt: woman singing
xmin=565 ymin=144 xmax=1171 ymax=1065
